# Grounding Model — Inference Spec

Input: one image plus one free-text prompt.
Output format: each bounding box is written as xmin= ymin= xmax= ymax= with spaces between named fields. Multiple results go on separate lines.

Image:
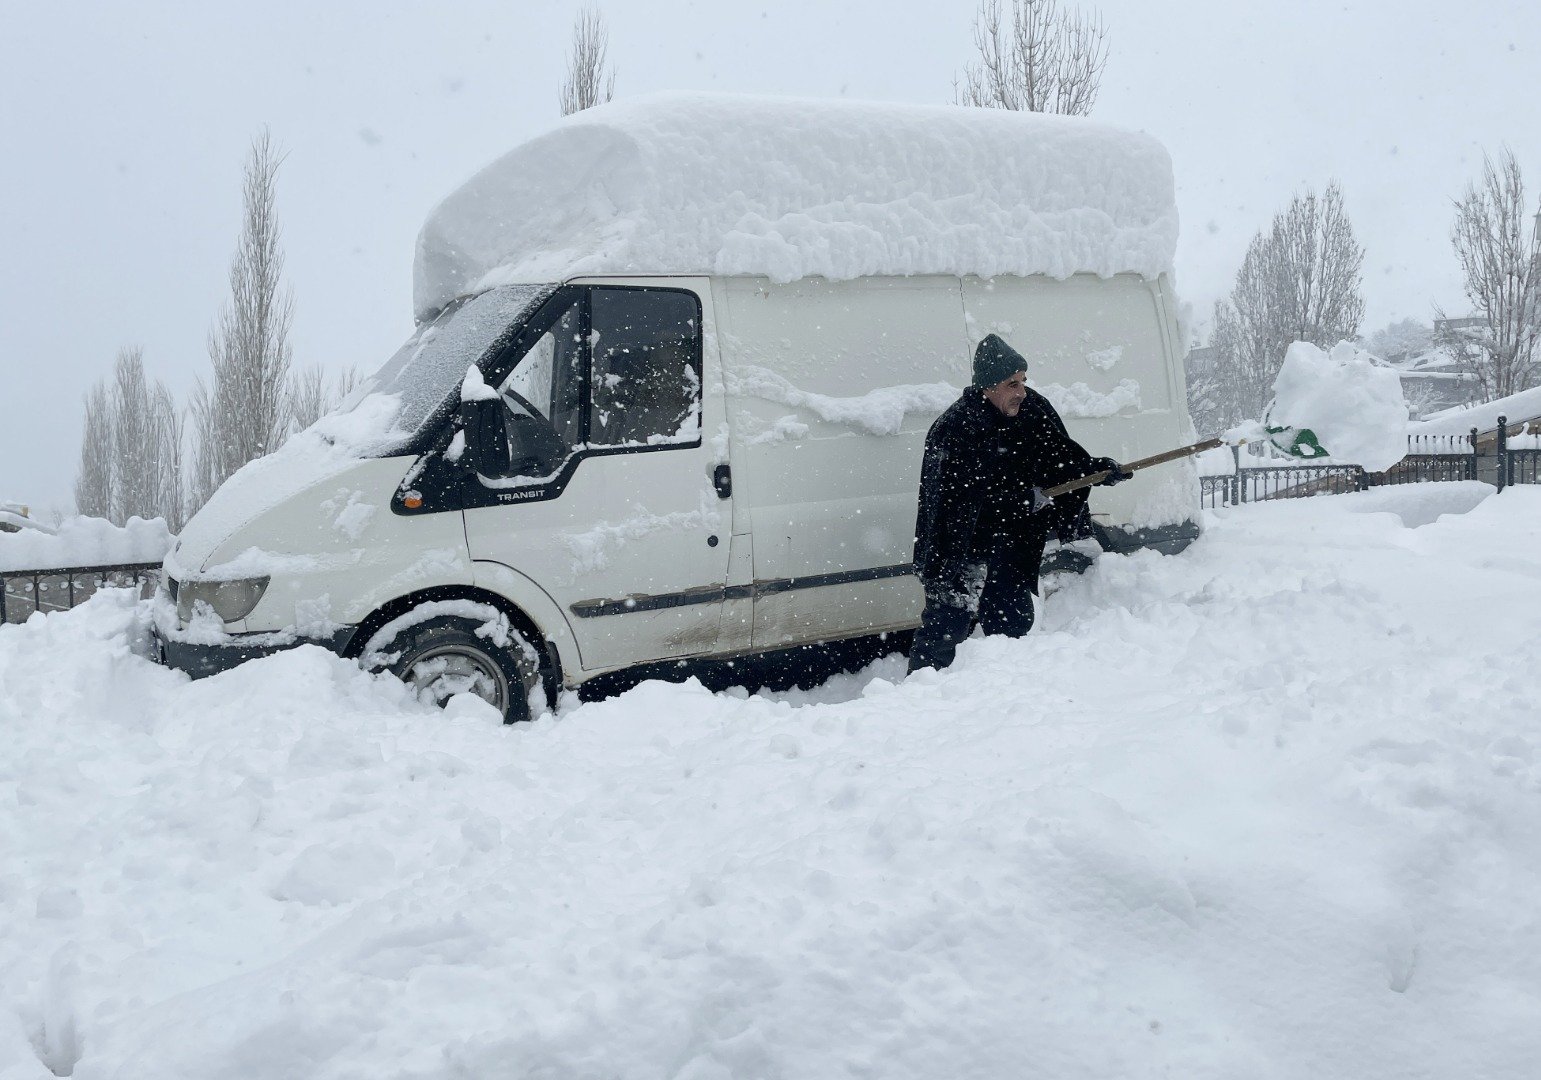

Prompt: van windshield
xmin=349 ymin=284 xmax=555 ymax=452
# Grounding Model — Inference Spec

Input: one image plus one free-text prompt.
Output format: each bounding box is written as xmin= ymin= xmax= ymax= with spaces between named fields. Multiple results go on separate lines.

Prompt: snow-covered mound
xmin=1413 ymin=384 xmax=1541 ymax=437
xmin=414 ymin=92 xmax=1179 ymax=320
xmin=0 ymin=515 xmax=170 ymax=573
xmin=0 ymin=509 xmax=52 ymax=537
xmin=4 ymin=486 xmax=1541 ymax=1079
xmin=1269 ymin=341 xmax=1409 ymax=471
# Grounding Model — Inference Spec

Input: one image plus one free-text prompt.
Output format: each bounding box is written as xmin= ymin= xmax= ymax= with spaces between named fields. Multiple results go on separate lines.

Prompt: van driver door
xmin=462 ymin=280 xmax=732 ymax=674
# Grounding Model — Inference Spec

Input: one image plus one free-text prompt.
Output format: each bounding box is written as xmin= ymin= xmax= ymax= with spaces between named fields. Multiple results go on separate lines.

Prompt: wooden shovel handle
xmin=1040 ymin=437 xmax=1224 ymax=498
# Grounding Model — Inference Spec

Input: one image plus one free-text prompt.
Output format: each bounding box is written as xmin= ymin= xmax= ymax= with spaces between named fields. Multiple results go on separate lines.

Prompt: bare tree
xmin=1268 ymin=182 xmax=1365 ymax=346
xmin=1365 ymin=317 xmax=1435 ymax=366
xmin=1401 ymin=379 xmax=1443 ymax=421
xmin=286 ymin=363 xmax=362 ymax=436
xmin=957 ymin=0 xmax=1109 ymax=116
xmin=1183 ymin=301 xmax=1244 ymax=433
xmin=74 ymin=380 xmax=114 ymax=519
xmin=74 ymin=350 xmax=185 ymax=526
xmin=149 ymin=384 xmax=185 ymax=531
xmin=110 ymin=346 xmax=158 ymax=524
xmin=559 ymin=6 xmax=615 ymax=116
xmin=191 ymin=129 xmax=295 ymax=509
xmin=287 ymin=364 xmax=328 ymax=437
xmin=1203 ymin=182 xmax=1366 ymax=425
xmin=1437 ymin=149 xmax=1541 ymax=401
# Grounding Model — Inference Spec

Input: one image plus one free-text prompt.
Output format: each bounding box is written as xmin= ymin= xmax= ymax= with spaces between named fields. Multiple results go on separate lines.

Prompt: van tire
xmin=384 ymin=615 xmax=542 ymax=724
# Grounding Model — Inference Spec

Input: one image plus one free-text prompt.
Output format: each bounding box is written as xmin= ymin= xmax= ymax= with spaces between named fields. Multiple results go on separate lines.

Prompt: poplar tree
xmin=957 ymin=0 xmax=1109 ymax=116
xmin=559 ymin=7 xmax=616 ymax=116
xmin=190 ymin=129 xmax=294 ymax=509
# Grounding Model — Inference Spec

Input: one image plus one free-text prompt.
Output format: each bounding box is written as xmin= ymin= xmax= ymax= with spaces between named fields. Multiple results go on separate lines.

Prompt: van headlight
xmin=175 ymin=576 xmax=270 ymax=623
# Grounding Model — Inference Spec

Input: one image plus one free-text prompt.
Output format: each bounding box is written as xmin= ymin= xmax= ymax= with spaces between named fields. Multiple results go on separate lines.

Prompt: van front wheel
xmin=383 ymin=615 xmax=541 ymax=724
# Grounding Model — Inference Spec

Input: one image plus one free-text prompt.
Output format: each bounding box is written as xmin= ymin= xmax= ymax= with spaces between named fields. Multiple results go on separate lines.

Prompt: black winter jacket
xmin=912 ymin=387 xmax=1095 ymax=595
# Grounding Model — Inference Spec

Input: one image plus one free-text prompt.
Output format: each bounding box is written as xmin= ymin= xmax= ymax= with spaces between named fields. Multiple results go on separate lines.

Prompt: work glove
xmin=1029 ymin=486 xmax=1055 ymax=513
xmin=1092 ymin=457 xmax=1134 ymax=486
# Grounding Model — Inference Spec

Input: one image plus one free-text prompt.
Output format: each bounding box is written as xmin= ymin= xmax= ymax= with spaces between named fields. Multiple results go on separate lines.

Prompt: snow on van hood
xmin=414 ymin=92 xmax=1179 ymax=321
xmin=173 ymin=395 xmax=407 ymax=577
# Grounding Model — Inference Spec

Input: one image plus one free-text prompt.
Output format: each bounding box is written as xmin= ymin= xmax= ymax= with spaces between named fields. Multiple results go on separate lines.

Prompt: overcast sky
xmin=3 ymin=0 xmax=1538 ymax=513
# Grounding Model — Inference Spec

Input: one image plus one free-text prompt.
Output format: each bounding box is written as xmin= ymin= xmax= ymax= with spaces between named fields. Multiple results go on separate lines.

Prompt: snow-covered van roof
xmin=413 ymin=93 xmax=1179 ymax=322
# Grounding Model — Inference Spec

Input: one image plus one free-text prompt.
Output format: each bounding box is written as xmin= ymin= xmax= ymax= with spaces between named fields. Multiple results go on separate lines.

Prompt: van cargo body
xmin=154 ymin=94 xmax=1199 ymax=719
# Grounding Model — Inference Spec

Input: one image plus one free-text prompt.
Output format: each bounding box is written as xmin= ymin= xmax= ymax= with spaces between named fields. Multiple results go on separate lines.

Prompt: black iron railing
xmin=1200 ymin=451 xmax=1367 ymax=509
xmin=0 ymin=562 xmax=161 ymax=624
xmin=1508 ymin=446 xmax=1541 ymax=486
xmin=1492 ymin=415 xmax=1541 ymax=489
xmin=1375 ymin=429 xmax=1479 ymax=486
xmin=1199 ymin=418 xmax=1541 ymax=509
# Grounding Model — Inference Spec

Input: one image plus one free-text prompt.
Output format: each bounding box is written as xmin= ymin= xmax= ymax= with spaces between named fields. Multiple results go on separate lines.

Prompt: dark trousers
xmin=907 ymin=554 xmax=1036 ymax=673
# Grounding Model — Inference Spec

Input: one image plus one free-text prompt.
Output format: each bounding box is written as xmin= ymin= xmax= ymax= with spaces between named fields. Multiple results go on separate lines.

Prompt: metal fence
xmin=1 ymin=562 xmax=160 ymax=625
xmin=1202 ymin=416 xmax=1538 ymax=510
xmin=1496 ymin=417 xmax=1541 ymax=489
xmin=1200 ymin=463 xmax=1367 ymax=508
xmin=1378 ymin=430 xmax=1479 ymax=486
xmin=1509 ymin=448 xmax=1541 ymax=487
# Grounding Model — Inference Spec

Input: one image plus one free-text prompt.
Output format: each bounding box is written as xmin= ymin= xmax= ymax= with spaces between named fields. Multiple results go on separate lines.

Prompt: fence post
xmin=1470 ymin=427 xmax=1479 ymax=482
xmin=1497 ymin=415 xmax=1508 ymax=493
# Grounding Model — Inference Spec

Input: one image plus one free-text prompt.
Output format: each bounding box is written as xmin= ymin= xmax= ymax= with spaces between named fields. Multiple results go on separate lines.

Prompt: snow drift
xmin=414 ymin=92 xmax=1179 ymax=321
xmin=0 ymin=515 xmax=171 ymax=573
xmin=4 ymin=485 xmax=1541 ymax=1078
xmin=1412 ymin=384 xmax=1541 ymax=438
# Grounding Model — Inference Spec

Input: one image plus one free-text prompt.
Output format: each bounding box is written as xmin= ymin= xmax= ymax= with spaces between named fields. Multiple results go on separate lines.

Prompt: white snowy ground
xmin=3 ymin=483 xmax=1539 ymax=1079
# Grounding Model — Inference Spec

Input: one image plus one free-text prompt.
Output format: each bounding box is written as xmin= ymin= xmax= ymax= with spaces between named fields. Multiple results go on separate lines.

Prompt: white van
xmin=155 ymin=94 xmax=1199 ymax=719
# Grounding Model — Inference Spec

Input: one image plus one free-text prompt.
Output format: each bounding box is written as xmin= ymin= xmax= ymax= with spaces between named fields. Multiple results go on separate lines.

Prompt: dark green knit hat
xmin=972 ymin=334 xmax=1028 ymax=388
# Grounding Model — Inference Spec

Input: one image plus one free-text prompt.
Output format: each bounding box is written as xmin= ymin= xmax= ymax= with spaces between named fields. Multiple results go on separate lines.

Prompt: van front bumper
xmin=152 ymin=625 xmax=359 ymax=679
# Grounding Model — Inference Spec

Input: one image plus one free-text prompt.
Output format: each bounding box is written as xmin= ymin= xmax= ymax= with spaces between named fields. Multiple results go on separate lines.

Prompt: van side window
xmin=499 ymin=299 xmax=583 ymax=477
xmin=588 ymin=289 xmax=701 ymax=447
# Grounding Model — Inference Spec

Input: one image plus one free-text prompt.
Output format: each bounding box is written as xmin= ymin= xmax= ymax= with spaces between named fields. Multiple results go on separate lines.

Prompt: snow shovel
xmin=1038 ymin=437 xmax=1223 ymax=499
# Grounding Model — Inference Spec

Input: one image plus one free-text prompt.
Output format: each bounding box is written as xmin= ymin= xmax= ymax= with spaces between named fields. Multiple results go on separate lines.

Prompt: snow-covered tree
xmin=74 ymin=348 xmax=184 ymax=527
xmin=150 ymin=383 xmax=185 ymax=532
xmin=1364 ymin=318 xmax=1435 ymax=366
xmin=956 ymin=0 xmax=1109 ymax=117
xmin=559 ymin=7 xmax=615 ymax=116
xmin=1438 ymin=149 xmax=1541 ymax=401
xmin=110 ymin=346 xmax=158 ymax=524
xmin=1204 ymin=182 xmax=1366 ymax=426
xmin=286 ymin=364 xmax=361 ymax=436
xmin=191 ymin=129 xmax=294 ymax=510
xmin=74 ymin=381 xmax=114 ymax=520
xmin=1182 ymin=305 xmax=1236 ymax=435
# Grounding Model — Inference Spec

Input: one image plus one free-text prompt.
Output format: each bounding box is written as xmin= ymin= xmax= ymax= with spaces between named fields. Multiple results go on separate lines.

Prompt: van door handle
xmin=712 ymin=463 xmax=733 ymax=500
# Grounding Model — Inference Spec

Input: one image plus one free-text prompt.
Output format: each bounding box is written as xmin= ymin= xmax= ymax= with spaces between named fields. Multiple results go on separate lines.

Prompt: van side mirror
xmin=461 ymin=398 xmax=511 ymax=478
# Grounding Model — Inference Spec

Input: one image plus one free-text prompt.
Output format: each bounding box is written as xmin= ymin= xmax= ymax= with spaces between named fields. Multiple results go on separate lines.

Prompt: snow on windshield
xmin=170 ymin=286 xmax=553 ymax=570
xmin=358 ymin=283 xmax=554 ymax=449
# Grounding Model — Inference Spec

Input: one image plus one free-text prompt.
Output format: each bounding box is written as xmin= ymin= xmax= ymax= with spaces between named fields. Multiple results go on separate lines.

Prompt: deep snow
xmin=3 ymin=484 xmax=1540 ymax=1079
xmin=1414 ymin=385 xmax=1541 ymax=437
xmin=0 ymin=517 xmax=171 ymax=574
xmin=414 ymin=93 xmax=1178 ymax=320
